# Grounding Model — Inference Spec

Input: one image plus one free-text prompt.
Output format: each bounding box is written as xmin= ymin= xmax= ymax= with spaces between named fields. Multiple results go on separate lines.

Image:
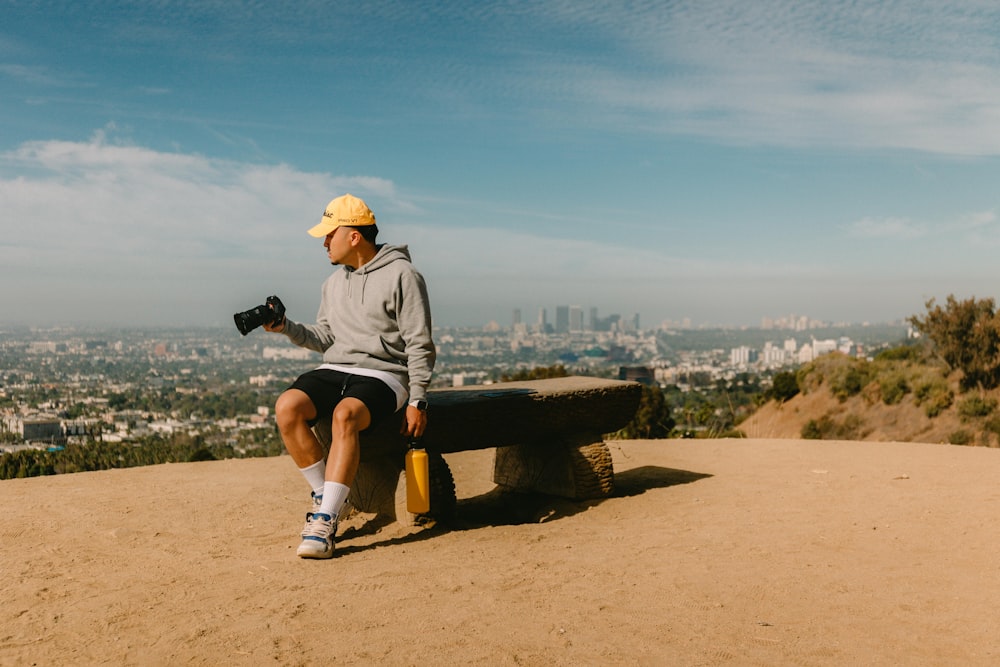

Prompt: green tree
xmin=874 ymin=345 xmax=922 ymax=362
xmin=610 ymin=384 xmax=675 ymax=439
xmin=767 ymin=371 xmax=800 ymax=402
xmin=909 ymin=295 xmax=1000 ymax=391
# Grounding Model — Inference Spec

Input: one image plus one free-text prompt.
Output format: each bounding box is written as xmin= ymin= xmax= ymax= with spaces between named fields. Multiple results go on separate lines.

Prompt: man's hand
xmin=401 ymin=405 xmax=427 ymax=438
xmin=262 ymin=295 xmax=286 ymax=332
xmin=263 ymin=318 xmax=285 ymax=333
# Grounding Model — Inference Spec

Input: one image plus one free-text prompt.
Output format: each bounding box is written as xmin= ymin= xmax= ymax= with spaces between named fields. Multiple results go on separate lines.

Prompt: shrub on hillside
xmin=878 ymin=373 xmax=910 ymax=405
xmin=797 ymin=353 xmax=873 ymax=402
xmin=957 ymin=395 xmax=997 ymax=421
xmin=828 ymin=363 xmax=873 ymax=402
xmin=839 ymin=370 xmax=867 ymax=401
xmin=983 ymin=414 xmax=1000 ymax=438
xmin=949 ymin=429 xmax=974 ymax=445
xmin=914 ymin=379 xmax=954 ymax=418
xmin=801 ymin=419 xmax=824 ymax=439
xmin=801 ymin=413 xmax=867 ymax=440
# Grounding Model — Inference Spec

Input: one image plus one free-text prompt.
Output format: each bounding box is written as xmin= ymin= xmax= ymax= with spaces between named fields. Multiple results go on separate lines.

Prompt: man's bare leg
xmin=324 ymin=396 xmax=370 ymax=485
xmin=274 ymin=388 xmax=324 ymax=468
xmin=315 ymin=397 xmax=370 ymax=522
xmin=275 ymin=388 xmax=343 ymax=559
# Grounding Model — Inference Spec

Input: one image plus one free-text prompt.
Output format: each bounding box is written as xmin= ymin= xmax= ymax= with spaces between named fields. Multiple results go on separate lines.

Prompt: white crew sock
xmin=298 ymin=460 xmax=327 ymax=498
xmin=319 ymin=481 xmax=351 ymax=519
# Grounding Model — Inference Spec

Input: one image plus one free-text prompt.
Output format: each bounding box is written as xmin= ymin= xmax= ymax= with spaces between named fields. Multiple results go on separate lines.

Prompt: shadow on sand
xmin=334 ymin=465 xmax=712 ymax=556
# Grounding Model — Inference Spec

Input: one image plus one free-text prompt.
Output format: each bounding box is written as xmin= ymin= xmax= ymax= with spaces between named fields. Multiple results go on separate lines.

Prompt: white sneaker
xmin=297 ymin=512 xmax=336 ymax=559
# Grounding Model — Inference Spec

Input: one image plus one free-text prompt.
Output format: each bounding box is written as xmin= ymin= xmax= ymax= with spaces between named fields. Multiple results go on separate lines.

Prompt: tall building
xmin=537 ymin=307 xmax=548 ymax=333
xmin=512 ymin=308 xmax=521 ymax=327
xmin=761 ymin=342 xmax=786 ymax=366
xmin=555 ymin=305 xmax=570 ymax=333
xmin=569 ymin=305 xmax=584 ymax=332
xmin=730 ymin=346 xmax=752 ymax=366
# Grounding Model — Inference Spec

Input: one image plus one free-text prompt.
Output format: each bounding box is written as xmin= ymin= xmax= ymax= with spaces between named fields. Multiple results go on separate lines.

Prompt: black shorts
xmin=289 ymin=369 xmax=398 ymax=429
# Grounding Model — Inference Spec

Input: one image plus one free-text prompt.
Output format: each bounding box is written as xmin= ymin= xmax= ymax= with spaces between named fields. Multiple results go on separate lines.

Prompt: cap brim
xmin=307 ymin=220 xmax=337 ymax=237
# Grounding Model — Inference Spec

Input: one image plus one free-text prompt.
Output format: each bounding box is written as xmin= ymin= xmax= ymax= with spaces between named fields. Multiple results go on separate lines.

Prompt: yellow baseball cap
xmin=307 ymin=193 xmax=376 ymax=237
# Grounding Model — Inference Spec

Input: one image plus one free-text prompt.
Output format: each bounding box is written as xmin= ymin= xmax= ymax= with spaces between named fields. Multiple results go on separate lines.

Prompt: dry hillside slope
xmin=740 ymin=349 xmax=1000 ymax=446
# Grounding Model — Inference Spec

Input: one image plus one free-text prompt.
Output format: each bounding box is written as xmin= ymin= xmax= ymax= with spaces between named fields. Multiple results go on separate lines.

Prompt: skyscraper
xmin=555 ymin=306 xmax=570 ymax=334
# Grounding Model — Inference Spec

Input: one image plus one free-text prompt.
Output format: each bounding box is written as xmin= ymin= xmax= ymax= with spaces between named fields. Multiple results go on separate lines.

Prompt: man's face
xmin=323 ymin=226 xmax=353 ymax=266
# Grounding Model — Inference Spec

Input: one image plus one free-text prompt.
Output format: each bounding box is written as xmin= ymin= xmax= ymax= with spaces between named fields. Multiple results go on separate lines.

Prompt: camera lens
xmin=233 ymin=305 xmax=272 ymax=336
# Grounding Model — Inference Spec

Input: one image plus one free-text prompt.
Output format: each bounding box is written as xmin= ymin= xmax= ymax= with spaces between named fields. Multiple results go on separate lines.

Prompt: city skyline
xmin=4 ymin=3 xmax=1000 ymax=329
xmin=0 ymin=304 xmax=908 ymax=337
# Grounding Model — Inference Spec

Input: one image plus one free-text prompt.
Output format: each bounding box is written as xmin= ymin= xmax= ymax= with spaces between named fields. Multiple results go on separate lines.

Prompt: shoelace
xmin=302 ymin=513 xmax=336 ymax=539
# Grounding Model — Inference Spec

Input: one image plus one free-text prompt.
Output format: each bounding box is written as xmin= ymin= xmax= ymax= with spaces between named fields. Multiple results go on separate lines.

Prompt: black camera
xmin=234 ymin=295 xmax=285 ymax=336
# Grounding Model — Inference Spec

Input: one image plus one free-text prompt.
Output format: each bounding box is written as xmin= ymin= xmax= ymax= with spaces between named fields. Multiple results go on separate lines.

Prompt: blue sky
xmin=3 ymin=1 xmax=1000 ymax=329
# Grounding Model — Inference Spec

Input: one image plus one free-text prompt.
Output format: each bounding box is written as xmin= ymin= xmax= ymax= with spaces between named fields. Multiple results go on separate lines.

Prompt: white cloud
xmin=846 ymin=216 xmax=926 ymax=240
xmin=0 ymin=133 xmax=412 ymax=326
xmin=0 ymin=63 xmax=76 ymax=87
xmin=951 ymin=209 xmax=1000 ymax=248
xmin=1 ymin=129 xmax=402 ymax=258
xmin=845 ymin=209 xmax=999 ymax=244
xmin=953 ymin=209 xmax=997 ymax=230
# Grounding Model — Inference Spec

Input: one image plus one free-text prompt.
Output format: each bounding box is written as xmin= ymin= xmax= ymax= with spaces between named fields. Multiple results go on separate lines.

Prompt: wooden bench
xmin=313 ymin=376 xmax=642 ymax=526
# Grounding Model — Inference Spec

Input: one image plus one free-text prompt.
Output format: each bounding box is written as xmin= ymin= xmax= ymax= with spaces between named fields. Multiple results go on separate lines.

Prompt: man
xmin=264 ymin=193 xmax=435 ymax=559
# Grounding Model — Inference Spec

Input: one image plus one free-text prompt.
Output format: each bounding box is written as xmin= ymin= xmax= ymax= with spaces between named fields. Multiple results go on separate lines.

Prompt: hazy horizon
xmin=1 ymin=308 xmax=912 ymax=333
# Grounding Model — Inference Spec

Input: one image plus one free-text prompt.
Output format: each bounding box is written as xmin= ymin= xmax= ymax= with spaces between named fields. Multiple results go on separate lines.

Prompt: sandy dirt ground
xmin=3 ymin=438 xmax=1000 ymax=666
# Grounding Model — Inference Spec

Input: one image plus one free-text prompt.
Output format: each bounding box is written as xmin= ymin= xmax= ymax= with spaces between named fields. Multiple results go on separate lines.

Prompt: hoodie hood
xmin=350 ymin=244 xmax=412 ymax=275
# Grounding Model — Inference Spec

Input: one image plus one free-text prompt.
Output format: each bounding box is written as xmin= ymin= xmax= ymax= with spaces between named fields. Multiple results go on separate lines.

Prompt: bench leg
xmin=347 ymin=456 xmax=403 ymax=518
xmin=492 ymin=435 xmax=615 ymax=500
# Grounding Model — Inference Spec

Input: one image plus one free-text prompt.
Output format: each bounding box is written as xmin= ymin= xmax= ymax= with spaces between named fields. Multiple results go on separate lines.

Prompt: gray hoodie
xmin=282 ymin=244 xmax=436 ymax=404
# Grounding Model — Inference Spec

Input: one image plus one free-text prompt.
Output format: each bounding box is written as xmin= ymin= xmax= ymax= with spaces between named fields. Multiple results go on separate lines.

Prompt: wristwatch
xmin=409 ymin=399 xmax=428 ymax=411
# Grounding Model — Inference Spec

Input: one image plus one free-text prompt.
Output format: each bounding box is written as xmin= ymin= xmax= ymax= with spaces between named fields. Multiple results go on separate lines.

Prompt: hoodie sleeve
xmin=280 ymin=277 xmax=337 ymax=353
xmin=397 ymin=267 xmax=436 ymax=403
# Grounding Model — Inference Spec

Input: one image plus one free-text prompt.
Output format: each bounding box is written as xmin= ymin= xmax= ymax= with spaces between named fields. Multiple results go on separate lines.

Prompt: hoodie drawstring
xmin=345 ymin=268 xmax=369 ymax=304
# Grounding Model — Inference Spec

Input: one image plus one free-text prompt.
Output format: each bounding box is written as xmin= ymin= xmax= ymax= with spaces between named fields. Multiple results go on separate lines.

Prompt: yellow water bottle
xmin=405 ymin=442 xmax=430 ymax=514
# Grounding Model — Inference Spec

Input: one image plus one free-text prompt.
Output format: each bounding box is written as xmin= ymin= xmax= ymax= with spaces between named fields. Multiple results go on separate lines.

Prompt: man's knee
xmin=331 ymin=398 xmax=371 ymax=434
xmin=275 ymin=389 xmax=316 ymax=429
